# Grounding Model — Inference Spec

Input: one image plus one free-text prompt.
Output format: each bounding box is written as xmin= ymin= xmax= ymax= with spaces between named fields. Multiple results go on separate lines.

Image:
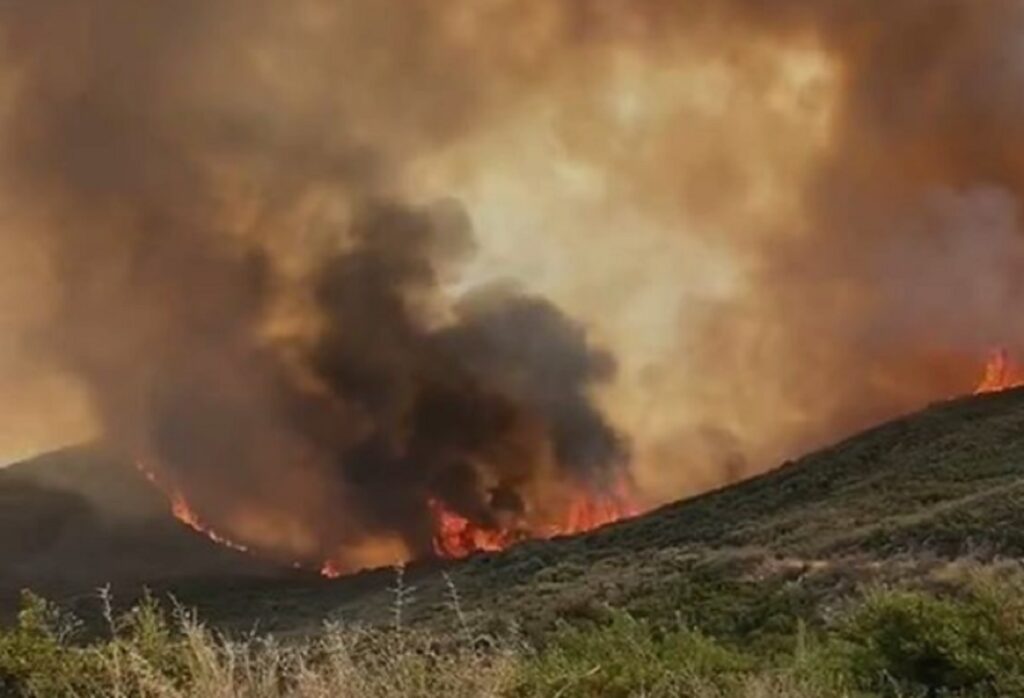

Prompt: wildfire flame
xmin=137 ymin=348 xmax=1024 ymax=578
xmin=135 ymin=461 xmax=250 ymax=553
xmin=415 ymin=348 xmax=1024 ymax=561
xmin=138 ymin=459 xmax=640 ymax=575
xmin=974 ymin=348 xmax=1024 ymax=394
xmin=430 ymin=481 xmax=639 ymax=560
xmin=429 ymin=499 xmax=519 ymax=558
xmin=414 ymin=349 xmax=1024 ymax=561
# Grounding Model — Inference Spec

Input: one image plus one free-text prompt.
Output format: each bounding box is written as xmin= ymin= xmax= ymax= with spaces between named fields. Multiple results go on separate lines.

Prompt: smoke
xmin=0 ymin=0 xmax=631 ymax=568
xmin=673 ymin=0 xmax=1024 ymax=480
xmin=1 ymin=0 xmax=1023 ymax=566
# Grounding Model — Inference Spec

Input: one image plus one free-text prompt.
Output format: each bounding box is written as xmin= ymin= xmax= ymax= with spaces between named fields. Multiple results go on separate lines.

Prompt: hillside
xmin=162 ymin=387 xmax=1024 ymax=637
xmin=5 ymin=388 xmax=1024 ymax=640
xmin=0 ymin=447 xmax=291 ymax=616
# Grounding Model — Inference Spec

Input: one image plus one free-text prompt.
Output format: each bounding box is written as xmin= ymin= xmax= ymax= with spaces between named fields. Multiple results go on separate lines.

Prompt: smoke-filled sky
xmin=1 ymin=0 xmax=1022 ymax=568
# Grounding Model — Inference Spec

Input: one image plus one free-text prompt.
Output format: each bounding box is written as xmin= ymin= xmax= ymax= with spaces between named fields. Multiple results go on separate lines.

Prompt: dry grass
xmin=60 ymin=620 xmax=849 ymax=698
xmin=2 ymin=597 xmax=518 ymax=697
xmin=11 ymin=561 xmax=1024 ymax=696
xmin=0 ymin=586 xmax=855 ymax=698
xmin=113 ymin=622 xmax=517 ymax=697
xmin=90 ymin=572 xmax=520 ymax=698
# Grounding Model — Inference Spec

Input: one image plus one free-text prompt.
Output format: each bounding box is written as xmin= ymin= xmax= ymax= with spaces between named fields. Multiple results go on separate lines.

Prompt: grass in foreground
xmin=5 ymin=563 xmax=1024 ymax=697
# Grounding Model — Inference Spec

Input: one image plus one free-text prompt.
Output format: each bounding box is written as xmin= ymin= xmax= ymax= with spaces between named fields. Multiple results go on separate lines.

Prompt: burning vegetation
xmin=975 ymin=349 xmax=1024 ymax=395
xmin=428 ymin=479 xmax=638 ymax=561
xmin=141 ymin=456 xmax=639 ymax=571
xmin=144 ymin=347 xmax=1015 ymax=574
xmin=2 ymin=1 xmax=1024 ymax=575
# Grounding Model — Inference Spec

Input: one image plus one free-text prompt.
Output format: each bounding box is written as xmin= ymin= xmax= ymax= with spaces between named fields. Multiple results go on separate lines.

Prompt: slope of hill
xmin=0 ymin=447 xmax=291 ymax=615
xmin=6 ymin=388 xmax=1024 ymax=640
xmin=161 ymin=387 xmax=1024 ymax=636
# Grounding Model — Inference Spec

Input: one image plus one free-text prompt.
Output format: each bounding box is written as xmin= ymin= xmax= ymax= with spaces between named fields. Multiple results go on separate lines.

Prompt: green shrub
xmin=514 ymin=611 xmax=750 ymax=697
xmin=0 ymin=591 xmax=104 ymax=696
xmin=838 ymin=582 xmax=1024 ymax=696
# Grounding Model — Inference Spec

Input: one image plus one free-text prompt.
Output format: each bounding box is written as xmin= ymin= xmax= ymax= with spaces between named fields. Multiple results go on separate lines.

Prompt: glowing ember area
xmin=975 ymin=349 xmax=1024 ymax=394
xmin=319 ymin=561 xmax=345 ymax=579
xmin=430 ymin=483 xmax=640 ymax=560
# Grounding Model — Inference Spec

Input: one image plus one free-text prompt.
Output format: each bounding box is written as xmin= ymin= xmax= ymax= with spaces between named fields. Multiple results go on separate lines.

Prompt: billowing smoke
xmin=141 ymin=195 xmax=625 ymax=564
xmin=0 ymin=1 xmax=1023 ymax=567
xmin=0 ymin=0 xmax=630 ymax=568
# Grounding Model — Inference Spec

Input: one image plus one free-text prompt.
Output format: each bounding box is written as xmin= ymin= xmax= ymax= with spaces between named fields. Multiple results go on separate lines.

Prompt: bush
xmin=0 ymin=591 xmax=105 ymax=696
xmin=514 ymin=611 xmax=752 ymax=697
xmin=11 ymin=570 xmax=1024 ymax=697
xmin=0 ymin=591 xmax=517 ymax=697
xmin=838 ymin=581 xmax=1024 ymax=696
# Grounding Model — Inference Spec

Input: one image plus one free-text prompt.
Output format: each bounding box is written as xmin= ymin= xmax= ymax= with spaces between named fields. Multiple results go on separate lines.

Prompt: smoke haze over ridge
xmin=0 ymin=0 xmax=1022 ymax=567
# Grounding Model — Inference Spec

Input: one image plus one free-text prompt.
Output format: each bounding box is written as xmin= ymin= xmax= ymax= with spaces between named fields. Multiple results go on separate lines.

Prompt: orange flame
xmin=167 ymin=491 xmax=250 ymax=553
xmin=430 ymin=481 xmax=639 ymax=559
xmin=429 ymin=499 xmax=519 ymax=558
xmin=138 ymin=459 xmax=640 ymax=574
xmin=974 ymin=348 xmax=1024 ymax=394
xmin=554 ymin=486 xmax=640 ymax=537
xmin=135 ymin=461 xmax=249 ymax=553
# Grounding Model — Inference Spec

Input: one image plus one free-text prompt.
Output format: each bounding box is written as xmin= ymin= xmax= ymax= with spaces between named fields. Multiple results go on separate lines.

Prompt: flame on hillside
xmin=138 ymin=346 xmax=1024 ymax=577
xmin=975 ymin=349 xmax=1024 ymax=395
xmin=138 ymin=459 xmax=640 ymax=576
xmin=430 ymin=480 xmax=639 ymax=559
xmin=135 ymin=462 xmax=250 ymax=554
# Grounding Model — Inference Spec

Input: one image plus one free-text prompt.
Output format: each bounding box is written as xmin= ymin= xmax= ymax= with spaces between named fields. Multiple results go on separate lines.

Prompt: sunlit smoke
xmin=0 ymin=1 xmax=1023 ymax=571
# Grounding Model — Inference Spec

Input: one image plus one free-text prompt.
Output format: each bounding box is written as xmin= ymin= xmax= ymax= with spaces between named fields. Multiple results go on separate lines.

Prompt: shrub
xmin=837 ymin=581 xmax=1024 ymax=696
xmin=0 ymin=591 xmax=104 ymax=696
xmin=513 ymin=611 xmax=751 ymax=697
xmin=11 ymin=569 xmax=1024 ymax=697
xmin=0 ymin=591 xmax=517 ymax=697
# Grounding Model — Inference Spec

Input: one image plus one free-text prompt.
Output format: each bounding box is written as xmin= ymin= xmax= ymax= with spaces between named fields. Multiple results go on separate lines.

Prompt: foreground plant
xmin=6 ymin=565 xmax=1024 ymax=697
